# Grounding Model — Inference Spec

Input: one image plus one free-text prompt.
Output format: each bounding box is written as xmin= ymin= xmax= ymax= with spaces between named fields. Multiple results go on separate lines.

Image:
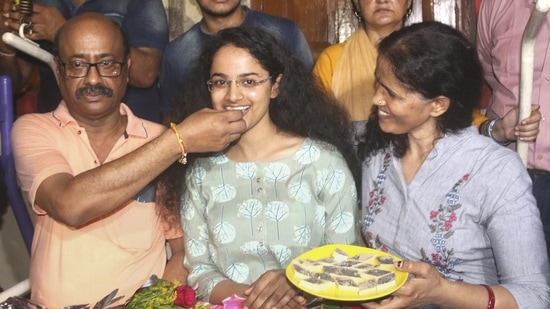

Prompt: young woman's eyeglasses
xmin=206 ymin=75 xmax=273 ymax=92
xmin=57 ymin=58 xmax=127 ymax=78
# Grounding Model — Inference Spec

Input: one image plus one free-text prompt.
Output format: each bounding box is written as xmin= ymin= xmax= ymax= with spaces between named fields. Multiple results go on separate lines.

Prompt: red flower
xmin=174 ymin=285 xmax=197 ymax=308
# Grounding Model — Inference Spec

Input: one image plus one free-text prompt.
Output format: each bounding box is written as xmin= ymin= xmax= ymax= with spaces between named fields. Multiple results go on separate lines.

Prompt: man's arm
xmin=164 ymin=237 xmax=188 ymax=283
xmin=123 ymin=0 xmax=168 ymax=89
xmin=128 ymin=46 xmax=162 ymax=88
xmin=24 ymin=109 xmax=245 ymax=227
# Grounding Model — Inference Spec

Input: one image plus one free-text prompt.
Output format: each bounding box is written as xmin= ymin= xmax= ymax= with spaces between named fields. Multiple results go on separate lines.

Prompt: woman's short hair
xmin=357 ymin=21 xmax=483 ymax=160
xmin=378 ymin=21 xmax=482 ymax=132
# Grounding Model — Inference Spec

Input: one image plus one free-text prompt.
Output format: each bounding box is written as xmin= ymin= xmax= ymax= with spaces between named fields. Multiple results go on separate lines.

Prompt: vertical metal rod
xmin=519 ymin=0 xmax=550 ymax=166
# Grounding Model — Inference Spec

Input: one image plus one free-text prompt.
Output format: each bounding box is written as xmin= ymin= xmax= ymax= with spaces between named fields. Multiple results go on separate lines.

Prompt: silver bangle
xmin=487 ymin=117 xmax=512 ymax=146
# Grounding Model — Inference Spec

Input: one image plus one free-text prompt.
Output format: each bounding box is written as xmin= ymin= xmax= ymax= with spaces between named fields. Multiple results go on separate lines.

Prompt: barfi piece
xmin=335 ymin=259 xmax=364 ymax=268
xmin=362 ymin=268 xmax=397 ymax=290
xmin=333 ymin=275 xmax=377 ymax=295
xmin=350 ymin=261 xmax=377 ymax=271
xmin=292 ymin=263 xmax=315 ymax=280
xmin=357 ymin=277 xmax=378 ymax=295
xmin=294 ymin=258 xmax=325 ymax=272
xmin=350 ymin=253 xmax=378 ymax=264
xmin=331 ymin=248 xmax=349 ymax=263
xmin=299 ymin=277 xmax=336 ymax=292
xmin=376 ymin=256 xmax=396 ymax=269
xmin=323 ymin=265 xmax=362 ymax=278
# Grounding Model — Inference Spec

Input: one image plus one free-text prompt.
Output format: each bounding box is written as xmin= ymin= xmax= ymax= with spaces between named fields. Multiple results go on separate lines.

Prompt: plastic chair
xmin=0 ymin=74 xmax=33 ymax=253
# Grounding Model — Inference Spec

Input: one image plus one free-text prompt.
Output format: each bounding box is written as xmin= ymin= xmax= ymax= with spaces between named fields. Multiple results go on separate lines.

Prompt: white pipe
xmin=0 ymin=279 xmax=30 ymax=301
xmin=518 ymin=0 xmax=550 ymax=166
xmin=1 ymin=32 xmax=56 ymax=77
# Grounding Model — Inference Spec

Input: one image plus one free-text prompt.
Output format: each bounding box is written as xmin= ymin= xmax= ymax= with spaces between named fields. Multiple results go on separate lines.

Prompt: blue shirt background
xmin=31 ymin=0 xmax=168 ymax=123
xmin=159 ymin=6 xmax=314 ymax=117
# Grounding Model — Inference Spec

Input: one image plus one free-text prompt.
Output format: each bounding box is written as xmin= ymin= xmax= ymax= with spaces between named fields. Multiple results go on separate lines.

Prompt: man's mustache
xmin=75 ymin=84 xmax=113 ymax=99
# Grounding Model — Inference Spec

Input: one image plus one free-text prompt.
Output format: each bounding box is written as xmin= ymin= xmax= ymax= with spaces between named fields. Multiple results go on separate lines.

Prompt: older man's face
xmin=56 ymin=18 xmax=130 ymax=122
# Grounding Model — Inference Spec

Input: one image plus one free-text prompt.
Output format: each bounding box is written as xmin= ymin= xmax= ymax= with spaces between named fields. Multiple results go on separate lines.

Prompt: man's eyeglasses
xmin=206 ymin=75 xmax=273 ymax=92
xmin=57 ymin=58 xmax=127 ymax=78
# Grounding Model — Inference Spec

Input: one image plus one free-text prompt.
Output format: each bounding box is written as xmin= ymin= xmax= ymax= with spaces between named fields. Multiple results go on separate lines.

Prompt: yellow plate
xmin=286 ymin=244 xmax=408 ymax=301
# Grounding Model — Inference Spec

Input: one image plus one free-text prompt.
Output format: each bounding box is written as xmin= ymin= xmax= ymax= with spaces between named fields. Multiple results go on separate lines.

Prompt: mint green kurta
xmin=181 ymin=138 xmax=358 ymax=300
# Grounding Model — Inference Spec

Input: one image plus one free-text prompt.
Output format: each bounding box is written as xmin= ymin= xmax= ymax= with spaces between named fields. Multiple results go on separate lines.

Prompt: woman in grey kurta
xmin=167 ymin=27 xmax=359 ymax=307
xmin=356 ymin=22 xmax=549 ymax=308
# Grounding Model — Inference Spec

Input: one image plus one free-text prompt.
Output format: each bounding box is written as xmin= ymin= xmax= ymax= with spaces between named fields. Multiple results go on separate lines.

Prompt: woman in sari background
xmin=313 ymin=0 xmax=412 ymax=121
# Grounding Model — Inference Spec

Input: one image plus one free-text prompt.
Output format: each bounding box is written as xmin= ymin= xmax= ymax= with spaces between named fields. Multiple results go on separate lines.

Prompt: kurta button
xmin=94 ymin=160 xmax=98 ymax=164
xmin=394 ymin=241 xmax=400 ymax=248
xmin=77 ymin=130 xmax=82 ymax=134
xmin=257 ymin=226 xmax=263 ymax=232
xmin=545 ymin=76 xmax=550 ymax=82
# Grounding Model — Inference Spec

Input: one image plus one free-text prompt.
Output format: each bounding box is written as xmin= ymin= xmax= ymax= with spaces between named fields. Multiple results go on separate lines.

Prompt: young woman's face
xmin=208 ymin=45 xmax=280 ymax=131
xmin=372 ymin=57 xmax=437 ymax=136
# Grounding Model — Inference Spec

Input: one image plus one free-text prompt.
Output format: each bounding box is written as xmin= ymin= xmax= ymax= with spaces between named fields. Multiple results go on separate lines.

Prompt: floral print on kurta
xmin=182 ymin=138 xmax=358 ymax=301
xmin=360 ymin=127 xmax=550 ymax=308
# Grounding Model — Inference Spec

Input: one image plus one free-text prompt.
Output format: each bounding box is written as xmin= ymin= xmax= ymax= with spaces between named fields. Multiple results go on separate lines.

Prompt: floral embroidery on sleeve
xmin=363 ymin=153 xmax=391 ymax=248
xmin=421 ymin=174 xmax=469 ymax=280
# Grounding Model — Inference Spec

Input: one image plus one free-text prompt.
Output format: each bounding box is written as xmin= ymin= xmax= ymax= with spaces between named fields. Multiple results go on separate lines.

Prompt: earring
xmin=405 ymin=7 xmax=412 ymax=19
xmin=354 ymin=11 xmax=363 ymax=23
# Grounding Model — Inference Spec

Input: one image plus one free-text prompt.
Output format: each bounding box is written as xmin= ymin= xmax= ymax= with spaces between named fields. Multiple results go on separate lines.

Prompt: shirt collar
xmin=51 ymin=101 xmax=149 ymax=138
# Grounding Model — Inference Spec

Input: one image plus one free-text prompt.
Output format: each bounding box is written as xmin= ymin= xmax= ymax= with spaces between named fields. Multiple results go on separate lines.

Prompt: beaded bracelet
xmin=169 ymin=122 xmax=187 ymax=165
xmin=487 ymin=117 xmax=512 ymax=146
xmin=480 ymin=284 xmax=495 ymax=309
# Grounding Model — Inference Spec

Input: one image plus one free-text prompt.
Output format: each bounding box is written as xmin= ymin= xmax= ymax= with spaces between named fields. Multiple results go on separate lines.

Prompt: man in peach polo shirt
xmin=10 ymin=13 xmax=246 ymax=308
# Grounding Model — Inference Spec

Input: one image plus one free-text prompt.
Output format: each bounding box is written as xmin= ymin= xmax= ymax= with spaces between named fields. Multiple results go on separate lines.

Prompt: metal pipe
xmin=1 ymin=32 xmax=56 ymax=80
xmin=518 ymin=0 xmax=550 ymax=166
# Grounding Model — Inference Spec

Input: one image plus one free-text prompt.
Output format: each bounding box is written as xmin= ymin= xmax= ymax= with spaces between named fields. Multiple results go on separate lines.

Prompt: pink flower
xmin=450 ymin=212 xmax=457 ymax=222
xmin=212 ymin=294 xmax=246 ymax=309
xmin=174 ymin=285 xmax=197 ymax=308
xmin=430 ymin=211 xmax=439 ymax=220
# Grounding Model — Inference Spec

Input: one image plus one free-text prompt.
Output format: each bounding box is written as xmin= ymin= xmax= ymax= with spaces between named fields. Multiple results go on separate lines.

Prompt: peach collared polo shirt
xmin=11 ymin=101 xmax=181 ymax=308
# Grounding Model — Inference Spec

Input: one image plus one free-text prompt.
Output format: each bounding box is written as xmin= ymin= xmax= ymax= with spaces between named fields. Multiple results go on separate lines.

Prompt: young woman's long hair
xmin=157 ymin=27 xmax=358 ymax=218
xmin=357 ymin=21 xmax=483 ymax=161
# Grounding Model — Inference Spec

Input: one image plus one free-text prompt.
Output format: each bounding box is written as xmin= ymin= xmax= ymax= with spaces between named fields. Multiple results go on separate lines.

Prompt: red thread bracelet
xmin=480 ymin=284 xmax=495 ymax=309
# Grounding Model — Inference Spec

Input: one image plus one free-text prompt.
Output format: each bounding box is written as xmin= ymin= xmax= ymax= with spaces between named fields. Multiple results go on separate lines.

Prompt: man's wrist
xmin=486 ymin=117 xmax=512 ymax=146
xmin=0 ymin=49 xmax=16 ymax=57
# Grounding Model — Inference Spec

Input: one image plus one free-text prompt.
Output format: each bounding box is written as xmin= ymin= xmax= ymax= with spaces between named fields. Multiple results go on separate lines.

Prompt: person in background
xmin=159 ymin=0 xmax=313 ymax=124
xmin=357 ymin=21 xmax=549 ymax=308
xmin=0 ymin=0 xmax=167 ymax=123
xmin=477 ymin=0 xmax=550 ymax=260
xmin=313 ymin=0 xmax=412 ymax=121
xmin=162 ymin=27 xmax=358 ymax=308
xmin=11 ymin=13 xmax=246 ymax=308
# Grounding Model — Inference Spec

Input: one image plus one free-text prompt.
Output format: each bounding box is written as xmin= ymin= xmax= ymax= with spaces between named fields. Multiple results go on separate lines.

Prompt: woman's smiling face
xmin=372 ymin=57 xmax=436 ymax=136
xmin=208 ymin=44 xmax=280 ymax=131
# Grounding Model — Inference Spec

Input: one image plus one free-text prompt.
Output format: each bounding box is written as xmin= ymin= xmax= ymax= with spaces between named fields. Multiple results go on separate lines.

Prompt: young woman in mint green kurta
xmin=182 ymin=138 xmax=357 ymax=300
xmin=170 ymin=27 xmax=359 ymax=306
